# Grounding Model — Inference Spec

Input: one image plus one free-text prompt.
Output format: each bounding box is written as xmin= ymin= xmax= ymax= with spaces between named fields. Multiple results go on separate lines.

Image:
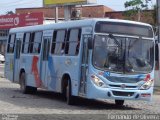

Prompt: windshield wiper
xmin=109 ymin=34 xmax=121 ymax=48
xmin=107 ymin=34 xmax=126 ymax=73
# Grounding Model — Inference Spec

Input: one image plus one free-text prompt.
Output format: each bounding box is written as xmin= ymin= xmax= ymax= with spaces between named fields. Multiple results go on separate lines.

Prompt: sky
xmin=0 ymin=0 xmax=156 ymax=15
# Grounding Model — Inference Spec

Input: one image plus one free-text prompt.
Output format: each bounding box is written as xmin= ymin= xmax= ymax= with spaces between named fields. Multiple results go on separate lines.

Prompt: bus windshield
xmin=93 ymin=35 xmax=154 ymax=74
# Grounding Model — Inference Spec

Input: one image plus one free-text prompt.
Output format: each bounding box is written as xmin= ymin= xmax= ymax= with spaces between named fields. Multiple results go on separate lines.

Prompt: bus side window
xmin=32 ymin=31 xmax=42 ymax=54
xmin=22 ymin=33 xmax=30 ymax=53
xmin=66 ymin=28 xmax=81 ymax=56
xmin=54 ymin=30 xmax=66 ymax=55
xmin=51 ymin=31 xmax=57 ymax=54
xmin=29 ymin=32 xmax=35 ymax=53
xmin=7 ymin=34 xmax=16 ymax=53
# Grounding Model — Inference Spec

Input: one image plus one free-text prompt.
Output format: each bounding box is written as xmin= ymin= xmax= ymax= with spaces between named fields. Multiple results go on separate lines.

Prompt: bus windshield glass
xmin=95 ymin=22 xmax=153 ymax=38
xmin=93 ymin=35 xmax=154 ymax=74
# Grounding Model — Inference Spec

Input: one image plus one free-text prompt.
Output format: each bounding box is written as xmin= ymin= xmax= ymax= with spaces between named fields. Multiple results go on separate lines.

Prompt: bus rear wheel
xmin=115 ymin=100 xmax=124 ymax=106
xmin=20 ymin=72 xmax=37 ymax=94
xmin=20 ymin=72 xmax=29 ymax=94
xmin=66 ymin=79 xmax=75 ymax=105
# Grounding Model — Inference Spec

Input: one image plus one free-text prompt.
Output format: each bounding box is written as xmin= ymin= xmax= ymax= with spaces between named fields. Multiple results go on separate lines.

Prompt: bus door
xmin=40 ymin=30 xmax=52 ymax=88
xmin=79 ymin=34 xmax=91 ymax=95
xmin=13 ymin=33 xmax=23 ymax=83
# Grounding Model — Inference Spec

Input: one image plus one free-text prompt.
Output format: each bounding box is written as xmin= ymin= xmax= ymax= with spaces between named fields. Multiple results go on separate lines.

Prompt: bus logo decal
xmin=31 ymin=56 xmax=42 ymax=87
xmin=103 ymin=71 xmax=110 ymax=77
xmin=121 ymin=84 xmax=126 ymax=89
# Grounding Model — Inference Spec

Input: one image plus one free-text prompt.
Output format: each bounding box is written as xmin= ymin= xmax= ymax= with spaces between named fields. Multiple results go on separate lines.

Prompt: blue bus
xmin=5 ymin=19 xmax=155 ymax=106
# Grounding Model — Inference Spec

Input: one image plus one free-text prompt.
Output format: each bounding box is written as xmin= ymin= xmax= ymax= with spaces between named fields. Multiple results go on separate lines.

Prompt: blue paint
xmin=103 ymin=71 xmax=110 ymax=77
xmin=48 ymin=55 xmax=56 ymax=90
xmin=137 ymin=74 xmax=145 ymax=79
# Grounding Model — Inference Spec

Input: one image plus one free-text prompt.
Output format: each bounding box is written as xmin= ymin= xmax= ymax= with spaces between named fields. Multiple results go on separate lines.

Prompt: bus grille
xmin=112 ymin=91 xmax=135 ymax=97
xmin=105 ymin=76 xmax=143 ymax=83
xmin=109 ymin=84 xmax=137 ymax=89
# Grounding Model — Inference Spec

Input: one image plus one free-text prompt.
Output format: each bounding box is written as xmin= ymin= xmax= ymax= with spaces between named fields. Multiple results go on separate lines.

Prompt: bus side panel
xmin=20 ymin=54 xmax=42 ymax=88
xmin=5 ymin=54 xmax=14 ymax=82
xmin=66 ymin=56 xmax=81 ymax=96
xmin=47 ymin=55 xmax=57 ymax=91
xmin=47 ymin=56 xmax=80 ymax=96
xmin=20 ymin=55 xmax=37 ymax=87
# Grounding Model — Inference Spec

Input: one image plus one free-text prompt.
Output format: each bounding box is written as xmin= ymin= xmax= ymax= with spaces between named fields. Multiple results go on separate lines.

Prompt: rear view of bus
xmin=85 ymin=20 xmax=154 ymax=106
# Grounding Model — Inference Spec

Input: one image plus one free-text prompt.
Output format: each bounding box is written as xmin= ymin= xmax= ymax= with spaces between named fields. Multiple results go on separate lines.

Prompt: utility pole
xmin=55 ymin=7 xmax=58 ymax=23
xmin=157 ymin=0 xmax=160 ymax=42
xmin=43 ymin=0 xmax=58 ymax=23
xmin=64 ymin=5 xmax=75 ymax=21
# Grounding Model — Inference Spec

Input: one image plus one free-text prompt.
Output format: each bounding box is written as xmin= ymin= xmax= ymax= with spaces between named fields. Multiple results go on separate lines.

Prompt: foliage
xmin=124 ymin=0 xmax=151 ymax=21
xmin=6 ymin=11 xmax=14 ymax=15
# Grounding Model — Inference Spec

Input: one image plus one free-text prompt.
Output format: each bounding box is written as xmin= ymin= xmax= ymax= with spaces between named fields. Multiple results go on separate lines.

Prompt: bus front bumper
xmin=87 ymin=85 xmax=153 ymax=101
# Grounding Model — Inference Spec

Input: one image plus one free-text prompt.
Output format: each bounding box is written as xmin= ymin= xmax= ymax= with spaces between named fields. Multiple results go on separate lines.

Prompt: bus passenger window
xmin=32 ymin=32 xmax=42 ymax=54
xmin=29 ymin=33 xmax=35 ymax=53
xmin=54 ymin=30 xmax=66 ymax=55
xmin=22 ymin=33 xmax=30 ymax=53
xmin=7 ymin=34 xmax=15 ymax=53
xmin=67 ymin=28 xmax=81 ymax=56
xmin=51 ymin=31 xmax=57 ymax=54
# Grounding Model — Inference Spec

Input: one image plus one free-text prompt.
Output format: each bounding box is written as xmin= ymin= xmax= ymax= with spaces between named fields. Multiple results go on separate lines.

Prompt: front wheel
xmin=115 ymin=100 xmax=124 ymax=106
xmin=66 ymin=79 xmax=75 ymax=105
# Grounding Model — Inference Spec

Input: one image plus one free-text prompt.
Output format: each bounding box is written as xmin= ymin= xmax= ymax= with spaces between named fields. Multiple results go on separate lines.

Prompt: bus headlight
xmin=91 ymin=75 xmax=107 ymax=88
xmin=140 ymin=79 xmax=153 ymax=90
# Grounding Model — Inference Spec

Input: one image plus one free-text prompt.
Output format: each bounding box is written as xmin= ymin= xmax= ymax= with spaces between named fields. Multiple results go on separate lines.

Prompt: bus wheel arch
xmin=19 ymin=69 xmax=37 ymax=94
xmin=61 ymin=74 xmax=75 ymax=105
xmin=61 ymin=74 xmax=70 ymax=95
xmin=19 ymin=70 xmax=28 ymax=94
xmin=19 ymin=69 xmax=25 ymax=83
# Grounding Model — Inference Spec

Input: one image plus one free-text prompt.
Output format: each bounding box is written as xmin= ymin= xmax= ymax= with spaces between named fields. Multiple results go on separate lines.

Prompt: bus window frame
xmin=22 ymin=31 xmax=42 ymax=55
xmin=51 ymin=29 xmax=67 ymax=55
xmin=22 ymin=32 xmax=31 ymax=54
xmin=7 ymin=34 xmax=16 ymax=53
xmin=65 ymin=28 xmax=82 ymax=56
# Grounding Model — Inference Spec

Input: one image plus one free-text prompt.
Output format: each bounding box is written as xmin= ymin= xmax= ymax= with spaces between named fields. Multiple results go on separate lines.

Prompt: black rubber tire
xmin=20 ymin=72 xmax=29 ymax=94
xmin=115 ymin=100 xmax=124 ymax=106
xmin=28 ymin=86 xmax=37 ymax=94
xmin=1 ymin=61 xmax=4 ymax=64
xmin=20 ymin=72 xmax=37 ymax=94
xmin=66 ymin=79 xmax=75 ymax=105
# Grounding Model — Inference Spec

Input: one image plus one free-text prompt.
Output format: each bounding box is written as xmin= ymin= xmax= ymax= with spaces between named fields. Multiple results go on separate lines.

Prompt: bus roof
xmin=9 ymin=18 xmax=152 ymax=33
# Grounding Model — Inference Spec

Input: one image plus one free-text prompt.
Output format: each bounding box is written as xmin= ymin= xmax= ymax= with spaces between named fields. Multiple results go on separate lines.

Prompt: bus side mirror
xmin=88 ymin=37 xmax=93 ymax=49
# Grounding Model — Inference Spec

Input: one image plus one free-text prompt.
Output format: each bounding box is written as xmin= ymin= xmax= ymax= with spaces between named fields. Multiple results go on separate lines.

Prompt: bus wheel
xmin=115 ymin=100 xmax=124 ymax=106
xmin=66 ymin=80 xmax=74 ymax=105
xmin=20 ymin=72 xmax=29 ymax=94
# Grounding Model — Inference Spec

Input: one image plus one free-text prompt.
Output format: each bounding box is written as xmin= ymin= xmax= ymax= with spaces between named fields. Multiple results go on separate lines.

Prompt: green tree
xmin=6 ymin=11 xmax=14 ymax=15
xmin=124 ymin=0 xmax=151 ymax=21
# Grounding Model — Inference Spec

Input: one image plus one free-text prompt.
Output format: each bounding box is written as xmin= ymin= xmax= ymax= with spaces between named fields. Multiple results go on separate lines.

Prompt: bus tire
xmin=28 ymin=86 xmax=37 ymax=94
xmin=115 ymin=100 xmax=124 ymax=106
xmin=20 ymin=72 xmax=30 ymax=94
xmin=66 ymin=79 xmax=74 ymax=105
